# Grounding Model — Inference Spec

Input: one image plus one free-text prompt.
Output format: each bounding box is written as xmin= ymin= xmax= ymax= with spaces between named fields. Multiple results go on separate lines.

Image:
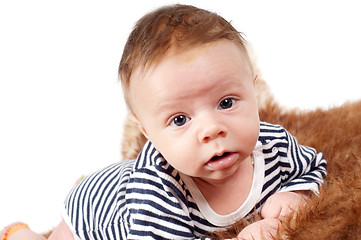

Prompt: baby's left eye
xmin=170 ymin=115 xmax=190 ymax=127
xmin=218 ymin=98 xmax=236 ymax=110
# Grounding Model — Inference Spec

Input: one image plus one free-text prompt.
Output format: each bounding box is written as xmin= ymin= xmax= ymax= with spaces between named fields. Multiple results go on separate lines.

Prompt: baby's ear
xmin=253 ymin=74 xmax=258 ymax=85
xmin=129 ymin=114 xmax=149 ymax=139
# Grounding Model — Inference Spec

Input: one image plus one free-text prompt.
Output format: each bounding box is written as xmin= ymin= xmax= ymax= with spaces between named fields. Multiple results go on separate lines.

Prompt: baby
xmin=1 ymin=4 xmax=326 ymax=240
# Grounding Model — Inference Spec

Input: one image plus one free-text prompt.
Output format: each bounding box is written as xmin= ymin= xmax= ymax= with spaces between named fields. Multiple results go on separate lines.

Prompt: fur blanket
xmin=122 ymin=79 xmax=361 ymax=239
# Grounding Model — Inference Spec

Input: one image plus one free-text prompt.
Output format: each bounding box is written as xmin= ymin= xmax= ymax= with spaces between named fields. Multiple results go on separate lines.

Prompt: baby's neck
xmin=193 ymin=156 xmax=254 ymax=215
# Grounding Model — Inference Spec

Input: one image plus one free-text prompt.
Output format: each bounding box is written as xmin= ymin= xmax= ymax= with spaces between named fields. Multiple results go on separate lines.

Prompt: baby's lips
xmin=205 ymin=152 xmax=238 ymax=171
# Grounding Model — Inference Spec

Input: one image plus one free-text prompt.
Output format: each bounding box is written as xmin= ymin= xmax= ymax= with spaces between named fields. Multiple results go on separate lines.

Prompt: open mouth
xmin=210 ymin=152 xmax=231 ymax=161
xmin=206 ymin=152 xmax=238 ymax=170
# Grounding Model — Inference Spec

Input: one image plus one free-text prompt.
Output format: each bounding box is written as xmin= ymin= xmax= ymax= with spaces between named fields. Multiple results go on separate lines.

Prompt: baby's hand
xmin=235 ymin=191 xmax=309 ymax=239
xmin=261 ymin=191 xmax=309 ymax=219
xmin=235 ymin=218 xmax=280 ymax=240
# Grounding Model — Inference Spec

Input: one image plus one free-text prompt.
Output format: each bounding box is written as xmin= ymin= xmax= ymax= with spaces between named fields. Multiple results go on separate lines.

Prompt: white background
xmin=1 ymin=0 xmax=360 ymax=234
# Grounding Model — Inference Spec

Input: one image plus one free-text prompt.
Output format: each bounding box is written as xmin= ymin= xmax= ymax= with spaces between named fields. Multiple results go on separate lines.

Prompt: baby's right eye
xmin=170 ymin=115 xmax=190 ymax=127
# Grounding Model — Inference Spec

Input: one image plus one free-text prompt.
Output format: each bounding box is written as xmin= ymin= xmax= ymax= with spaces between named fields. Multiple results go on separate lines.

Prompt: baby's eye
xmin=170 ymin=115 xmax=190 ymax=127
xmin=218 ymin=98 xmax=236 ymax=110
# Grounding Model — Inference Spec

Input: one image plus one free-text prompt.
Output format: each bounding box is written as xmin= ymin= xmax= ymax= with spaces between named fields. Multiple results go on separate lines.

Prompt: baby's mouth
xmin=206 ymin=152 xmax=238 ymax=171
xmin=210 ymin=152 xmax=231 ymax=161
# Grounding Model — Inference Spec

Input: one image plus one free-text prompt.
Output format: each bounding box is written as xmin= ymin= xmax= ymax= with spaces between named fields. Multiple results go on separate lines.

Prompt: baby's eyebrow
xmin=157 ymin=98 xmax=185 ymax=114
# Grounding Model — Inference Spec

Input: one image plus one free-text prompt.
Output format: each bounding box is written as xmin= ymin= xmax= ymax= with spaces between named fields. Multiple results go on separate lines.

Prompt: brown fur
xmin=121 ymin=78 xmax=361 ymax=239
xmin=258 ymin=96 xmax=361 ymax=240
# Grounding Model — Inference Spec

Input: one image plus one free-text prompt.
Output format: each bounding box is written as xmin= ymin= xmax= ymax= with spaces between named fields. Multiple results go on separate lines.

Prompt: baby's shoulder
xmin=64 ymin=160 xmax=135 ymax=226
xmin=74 ymin=160 xmax=135 ymax=194
xmin=63 ymin=160 xmax=137 ymax=238
xmin=259 ymin=122 xmax=288 ymax=143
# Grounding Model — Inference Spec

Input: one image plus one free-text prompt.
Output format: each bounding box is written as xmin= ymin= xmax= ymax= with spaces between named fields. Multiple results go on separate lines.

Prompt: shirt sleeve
xmin=63 ymin=143 xmax=215 ymax=240
xmin=63 ymin=162 xmax=133 ymax=240
xmin=278 ymin=128 xmax=327 ymax=193
xmin=125 ymin=167 xmax=212 ymax=240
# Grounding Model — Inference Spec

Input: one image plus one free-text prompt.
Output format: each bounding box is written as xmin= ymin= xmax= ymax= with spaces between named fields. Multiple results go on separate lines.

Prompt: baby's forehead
xmin=141 ymin=40 xmax=250 ymax=75
xmin=137 ymin=43 xmax=249 ymax=84
xmin=128 ymin=41 xmax=255 ymax=115
xmin=128 ymin=40 xmax=253 ymax=94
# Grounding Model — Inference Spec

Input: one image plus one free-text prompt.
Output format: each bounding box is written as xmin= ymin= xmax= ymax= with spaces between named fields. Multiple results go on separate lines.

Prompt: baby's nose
xmin=198 ymin=123 xmax=227 ymax=143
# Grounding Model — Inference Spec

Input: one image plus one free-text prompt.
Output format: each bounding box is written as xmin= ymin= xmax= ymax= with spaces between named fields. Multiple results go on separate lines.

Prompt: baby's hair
xmin=119 ymin=4 xmax=252 ymax=107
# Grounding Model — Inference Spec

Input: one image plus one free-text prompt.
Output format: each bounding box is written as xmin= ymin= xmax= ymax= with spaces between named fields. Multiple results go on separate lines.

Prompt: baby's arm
xmin=1 ymin=223 xmax=46 ymax=240
xmin=236 ymin=191 xmax=309 ymax=240
xmin=5 ymin=229 xmax=46 ymax=240
xmin=260 ymin=190 xmax=310 ymax=219
xmin=280 ymin=129 xmax=327 ymax=194
xmin=236 ymin=218 xmax=280 ymax=240
xmin=2 ymin=220 xmax=74 ymax=240
xmin=47 ymin=220 xmax=75 ymax=240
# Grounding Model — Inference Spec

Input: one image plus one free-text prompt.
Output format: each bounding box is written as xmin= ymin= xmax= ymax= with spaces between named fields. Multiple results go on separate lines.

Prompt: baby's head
xmin=119 ymin=4 xmax=254 ymax=109
xmin=119 ymin=4 xmax=259 ymax=181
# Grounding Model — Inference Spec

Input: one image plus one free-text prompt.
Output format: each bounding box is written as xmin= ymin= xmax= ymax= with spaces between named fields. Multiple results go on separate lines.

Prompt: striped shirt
xmin=63 ymin=122 xmax=326 ymax=239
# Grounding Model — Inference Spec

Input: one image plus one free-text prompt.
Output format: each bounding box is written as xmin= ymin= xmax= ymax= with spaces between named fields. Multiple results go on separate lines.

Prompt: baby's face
xmin=130 ymin=40 xmax=260 ymax=183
